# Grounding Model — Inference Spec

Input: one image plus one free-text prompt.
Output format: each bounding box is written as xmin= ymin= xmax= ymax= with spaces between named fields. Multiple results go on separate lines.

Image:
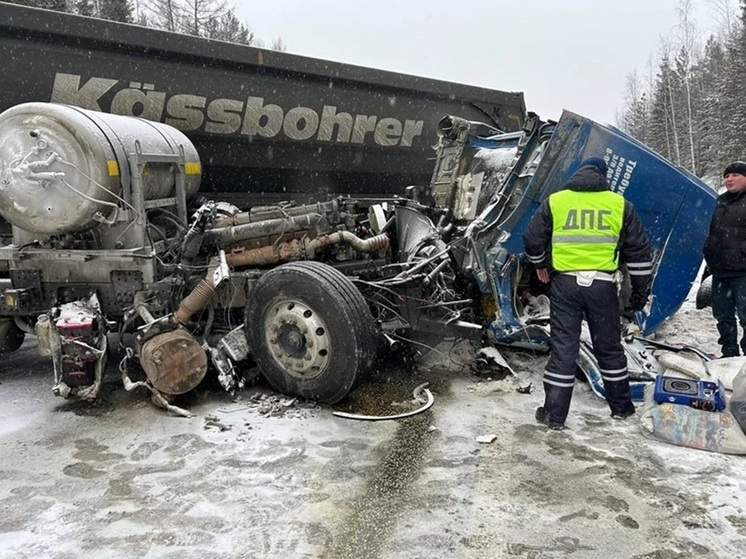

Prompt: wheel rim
xmin=264 ymin=299 xmax=330 ymax=380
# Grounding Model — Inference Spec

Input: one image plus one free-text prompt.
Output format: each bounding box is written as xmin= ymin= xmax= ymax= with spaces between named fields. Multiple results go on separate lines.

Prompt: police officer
xmin=522 ymin=156 xmax=653 ymax=430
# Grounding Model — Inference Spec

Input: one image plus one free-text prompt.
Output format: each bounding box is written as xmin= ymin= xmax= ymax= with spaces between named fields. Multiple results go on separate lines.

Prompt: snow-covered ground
xmin=1 ymin=285 xmax=745 ymax=559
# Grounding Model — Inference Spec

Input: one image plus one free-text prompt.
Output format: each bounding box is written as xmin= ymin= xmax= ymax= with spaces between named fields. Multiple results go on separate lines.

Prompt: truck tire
xmin=0 ymin=318 xmax=25 ymax=353
xmin=245 ymin=261 xmax=377 ymax=404
xmin=695 ymin=275 xmax=712 ymax=310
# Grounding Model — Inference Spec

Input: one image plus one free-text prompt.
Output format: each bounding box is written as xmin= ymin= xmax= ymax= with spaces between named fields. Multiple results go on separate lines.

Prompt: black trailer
xmin=0 ymin=2 xmax=526 ymax=204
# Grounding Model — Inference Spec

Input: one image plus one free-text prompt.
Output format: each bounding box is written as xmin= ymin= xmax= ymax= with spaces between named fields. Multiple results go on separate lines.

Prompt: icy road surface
xmin=1 ymin=292 xmax=745 ymax=559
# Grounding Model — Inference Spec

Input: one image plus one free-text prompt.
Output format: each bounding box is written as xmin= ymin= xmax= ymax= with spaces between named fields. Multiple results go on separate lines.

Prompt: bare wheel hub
xmin=265 ymin=299 xmax=330 ymax=379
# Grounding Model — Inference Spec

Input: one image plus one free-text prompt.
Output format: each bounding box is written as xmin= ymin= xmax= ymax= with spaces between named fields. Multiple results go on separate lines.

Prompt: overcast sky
xmin=235 ymin=0 xmax=728 ymax=125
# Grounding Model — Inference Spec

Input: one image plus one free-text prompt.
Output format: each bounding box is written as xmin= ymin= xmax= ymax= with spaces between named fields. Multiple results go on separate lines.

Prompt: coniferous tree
xmin=717 ymin=5 xmax=746 ymax=166
xmin=647 ymin=57 xmax=677 ymax=162
xmin=74 ymin=0 xmax=94 ymax=16
xmin=100 ymin=0 xmax=133 ymax=23
xmin=204 ymin=9 xmax=254 ymax=44
xmin=620 ymin=70 xmax=650 ymax=144
xmin=697 ymin=35 xmax=728 ymax=177
xmin=44 ymin=0 xmax=67 ymax=10
xmin=617 ymin=0 xmax=746 ymax=182
xmin=3 ymin=0 xmax=69 ymax=9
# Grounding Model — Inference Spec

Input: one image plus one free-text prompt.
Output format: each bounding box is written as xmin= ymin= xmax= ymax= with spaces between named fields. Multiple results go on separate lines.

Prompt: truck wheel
xmin=695 ymin=275 xmax=712 ymax=310
xmin=0 ymin=318 xmax=25 ymax=353
xmin=245 ymin=261 xmax=377 ymax=403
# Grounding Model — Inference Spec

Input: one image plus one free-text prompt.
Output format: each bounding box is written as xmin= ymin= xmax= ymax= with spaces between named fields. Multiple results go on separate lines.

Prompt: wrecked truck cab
xmin=432 ymin=110 xmax=718 ymax=399
xmin=442 ymin=110 xmax=718 ymax=344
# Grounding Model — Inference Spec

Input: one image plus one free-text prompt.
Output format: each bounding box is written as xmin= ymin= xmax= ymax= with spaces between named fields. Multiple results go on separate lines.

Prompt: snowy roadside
xmin=1 ymin=284 xmax=745 ymax=558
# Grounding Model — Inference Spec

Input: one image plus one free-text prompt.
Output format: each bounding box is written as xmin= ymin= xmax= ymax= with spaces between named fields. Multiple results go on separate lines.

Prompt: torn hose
xmin=333 ymin=383 xmax=434 ymax=421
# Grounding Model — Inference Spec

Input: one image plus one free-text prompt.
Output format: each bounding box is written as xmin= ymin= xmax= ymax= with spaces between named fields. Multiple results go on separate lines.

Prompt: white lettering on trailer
xmin=318 ymin=106 xmax=353 ymax=142
xmin=241 ymin=97 xmax=283 ymax=137
xmin=205 ymin=98 xmax=244 ymax=134
xmin=50 ymin=73 xmax=425 ymax=147
xmin=51 ymin=73 xmax=118 ymax=110
xmin=111 ymin=82 xmax=166 ymax=122
xmin=283 ymin=106 xmax=319 ymax=141
xmin=165 ymin=94 xmax=206 ymax=131
xmin=401 ymin=120 xmax=424 ymax=147
xmin=352 ymin=115 xmax=377 ymax=144
xmin=375 ymin=118 xmax=402 ymax=146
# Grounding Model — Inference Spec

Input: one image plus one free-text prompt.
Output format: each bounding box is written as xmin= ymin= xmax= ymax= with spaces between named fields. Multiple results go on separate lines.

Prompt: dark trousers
xmin=711 ymin=275 xmax=746 ymax=357
xmin=543 ymin=274 xmax=632 ymax=423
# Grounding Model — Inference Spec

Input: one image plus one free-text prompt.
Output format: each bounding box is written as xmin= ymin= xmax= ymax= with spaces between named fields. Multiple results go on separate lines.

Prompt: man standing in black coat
xmin=522 ymin=156 xmax=653 ymax=430
xmin=703 ymin=161 xmax=746 ymax=357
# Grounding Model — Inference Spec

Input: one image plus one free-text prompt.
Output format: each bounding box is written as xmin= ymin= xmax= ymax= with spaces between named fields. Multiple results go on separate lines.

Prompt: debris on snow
xmin=203 ymin=414 xmax=232 ymax=432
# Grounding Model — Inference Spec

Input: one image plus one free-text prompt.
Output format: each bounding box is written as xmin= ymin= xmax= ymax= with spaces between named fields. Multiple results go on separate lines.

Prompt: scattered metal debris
xmin=203 ymin=414 xmax=232 ymax=431
xmin=471 ymin=347 xmax=516 ymax=379
xmin=517 ymin=382 xmax=533 ymax=394
xmin=217 ymin=405 xmax=251 ymax=414
xmin=235 ymin=392 xmax=319 ymax=419
xmin=633 ymin=336 xmax=714 ymax=362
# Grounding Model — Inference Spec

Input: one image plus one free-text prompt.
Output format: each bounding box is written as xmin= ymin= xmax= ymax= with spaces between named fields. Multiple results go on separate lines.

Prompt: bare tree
xmin=180 ymin=0 xmax=227 ymax=37
xmin=675 ymin=0 xmax=700 ymax=173
xmin=620 ymin=70 xmax=647 ymax=140
xmin=130 ymin=0 xmax=148 ymax=25
xmin=657 ymin=36 xmax=682 ymax=165
xmin=146 ymin=0 xmax=181 ymax=31
xmin=710 ymin=0 xmax=739 ymax=40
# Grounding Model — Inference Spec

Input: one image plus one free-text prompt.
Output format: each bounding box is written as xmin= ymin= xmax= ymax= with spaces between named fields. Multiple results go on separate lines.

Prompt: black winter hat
xmin=579 ymin=156 xmax=609 ymax=176
xmin=723 ymin=161 xmax=746 ymax=177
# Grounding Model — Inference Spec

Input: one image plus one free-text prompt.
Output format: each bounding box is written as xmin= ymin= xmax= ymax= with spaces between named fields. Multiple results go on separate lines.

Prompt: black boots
xmin=535 ymin=406 xmax=566 ymax=430
xmin=610 ymin=402 xmax=636 ymax=420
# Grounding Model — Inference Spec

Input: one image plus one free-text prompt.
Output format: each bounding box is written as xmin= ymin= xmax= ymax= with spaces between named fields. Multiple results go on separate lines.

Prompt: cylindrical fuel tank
xmin=0 ymin=102 xmax=201 ymax=235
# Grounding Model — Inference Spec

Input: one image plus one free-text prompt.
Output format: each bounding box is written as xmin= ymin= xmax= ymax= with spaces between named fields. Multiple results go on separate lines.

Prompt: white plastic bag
xmin=730 ymin=367 xmax=746 ymax=434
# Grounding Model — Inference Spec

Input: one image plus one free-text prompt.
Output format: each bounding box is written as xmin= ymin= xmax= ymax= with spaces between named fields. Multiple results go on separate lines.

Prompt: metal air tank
xmin=0 ymin=102 xmax=201 ymax=235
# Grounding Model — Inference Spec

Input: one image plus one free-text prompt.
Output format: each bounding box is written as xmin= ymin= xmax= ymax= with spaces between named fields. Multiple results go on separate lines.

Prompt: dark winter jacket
xmin=522 ymin=164 xmax=653 ymax=296
xmin=703 ymin=189 xmax=746 ymax=278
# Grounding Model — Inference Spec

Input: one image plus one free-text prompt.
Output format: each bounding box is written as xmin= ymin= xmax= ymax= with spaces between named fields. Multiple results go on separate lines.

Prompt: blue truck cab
xmin=422 ymin=111 xmax=717 ymax=398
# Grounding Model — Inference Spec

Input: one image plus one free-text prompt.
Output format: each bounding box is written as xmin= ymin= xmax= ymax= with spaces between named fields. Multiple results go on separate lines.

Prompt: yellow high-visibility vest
xmin=548 ymin=189 xmax=624 ymax=272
